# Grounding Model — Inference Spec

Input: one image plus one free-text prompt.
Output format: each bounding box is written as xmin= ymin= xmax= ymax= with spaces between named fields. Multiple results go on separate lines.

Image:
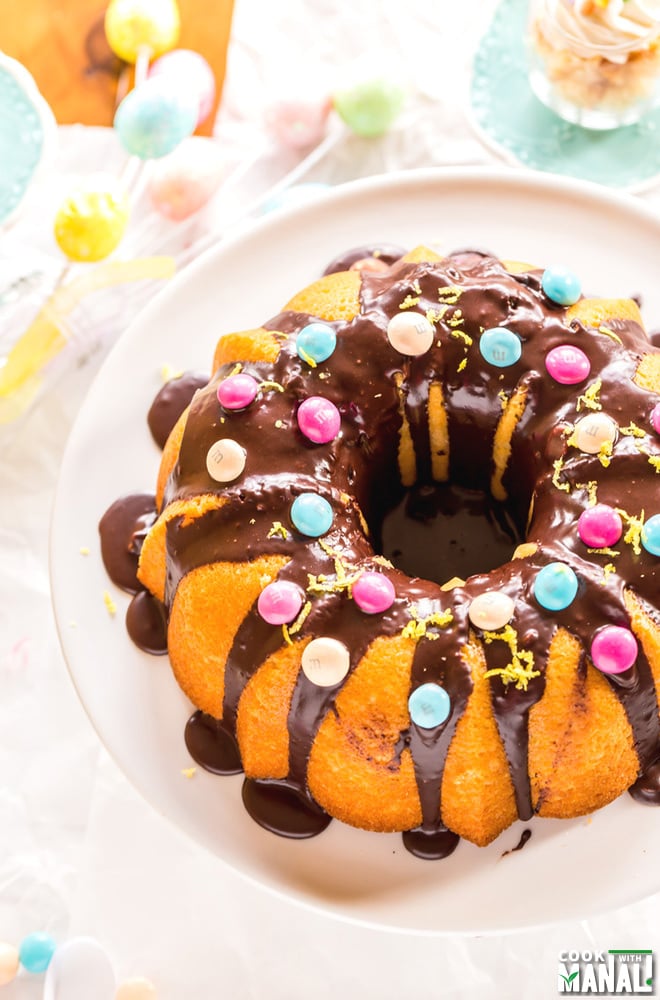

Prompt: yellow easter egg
xmin=105 ymin=0 xmax=180 ymax=64
xmin=54 ymin=187 xmax=130 ymax=263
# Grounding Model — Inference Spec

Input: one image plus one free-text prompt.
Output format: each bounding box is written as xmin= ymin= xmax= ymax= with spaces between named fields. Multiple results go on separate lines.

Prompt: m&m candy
xmin=541 ymin=266 xmax=582 ymax=306
xmin=297 ymin=396 xmax=341 ymax=444
xmin=641 ymin=514 xmax=660 ymax=556
xmin=591 ymin=626 xmax=638 ymax=674
xmin=408 ymin=683 xmax=451 ymax=729
xmin=386 ymin=313 xmax=434 ymax=356
xmin=578 ymin=505 xmax=623 ymax=548
xmin=302 ymin=637 xmax=350 ymax=686
xmin=206 ymin=439 xmax=246 ymax=482
xmin=290 ymin=493 xmax=333 ymax=537
xmin=533 ymin=562 xmax=578 ymax=611
xmin=352 ymin=572 xmax=396 ymax=614
xmin=468 ymin=591 xmax=514 ymax=631
xmin=573 ymin=413 xmax=618 ymax=455
xmin=258 ymin=581 xmax=304 ymax=625
xmin=651 ymin=402 xmax=660 ymax=435
xmin=479 ymin=327 xmax=522 ymax=368
xmin=296 ymin=322 xmax=336 ymax=365
xmin=217 ymin=373 xmax=259 ymax=410
xmin=545 ymin=345 xmax=591 ymax=385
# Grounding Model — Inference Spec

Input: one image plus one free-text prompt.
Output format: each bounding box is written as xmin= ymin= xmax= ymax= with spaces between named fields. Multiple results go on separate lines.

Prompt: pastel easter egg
xmin=148 ymin=136 xmax=224 ymax=220
xmin=149 ymin=49 xmax=215 ymax=125
xmin=217 ymin=373 xmax=259 ymax=410
xmin=386 ymin=312 xmax=434 ymax=356
xmin=302 ymin=637 xmax=350 ymax=686
xmin=296 ymin=322 xmax=336 ymax=365
xmin=545 ymin=345 xmax=591 ymax=385
xmin=541 ymin=266 xmax=582 ymax=306
xmin=591 ymin=626 xmax=638 ymax=674
xmin=408 ymin=683 xmax=451 ymax=729
xmin=641 ymin=513 xmax=660 ymax=556
xmin=105 ymin=0 xmax=180 ymax=63
xmin=297 ymin=396 xmax=341 ymax=444
xmin=578 ymin=504 xmax=623 ymax=548
xmin=533 ymin=562 xmax=578 ymax=611
xmin=333 ymin=77 xmax=405 ymax=137
xmin=290 ymin=493 xmax=333 ymax=537
xmin=258 ymin=581 xmax=304 ymax=625
xmin=114 ymin=77 xmax=197 ymax=160
xmin=54 ymin=182 xmax=129 ymax=262
xmin=468 ymin=591 xmax=515 ymax=631
xmin=19 ymin=932 xmax=57 ymax=973
xmin=265 ymin=97 xmax=332 ymax=150
xmin=479 ymin=327 xmax=522 ymax=368
xmin=352 ymin=572 xmax=396 ymax=614
xmin=0 ymin=943 xmax=19 ymax=986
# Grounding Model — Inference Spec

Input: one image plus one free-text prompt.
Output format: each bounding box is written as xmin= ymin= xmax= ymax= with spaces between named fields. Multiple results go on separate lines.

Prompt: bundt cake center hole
xmin=376 ymin=483 xmax=523 ymax=586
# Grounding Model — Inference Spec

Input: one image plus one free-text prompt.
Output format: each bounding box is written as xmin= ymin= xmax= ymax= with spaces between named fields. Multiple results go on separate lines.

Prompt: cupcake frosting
xmin=540 ymin=0 xmax=660 ymax=62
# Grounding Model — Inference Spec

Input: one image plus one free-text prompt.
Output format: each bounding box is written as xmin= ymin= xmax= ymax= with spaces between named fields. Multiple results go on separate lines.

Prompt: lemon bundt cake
xmin=100 ymin=245 xmax=660 ymax=859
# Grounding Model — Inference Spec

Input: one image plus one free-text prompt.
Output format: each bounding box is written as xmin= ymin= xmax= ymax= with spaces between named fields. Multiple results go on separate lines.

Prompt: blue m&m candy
xmin=408 ymin=683 xmax=451 ymax=729
xmin=114 ymin=77 xmax=197 ymax=159
xmin=296 ymin=322 xmax=337 ymax=365
xmin=533 ymin=562 xmax=579 ymax=611
xmin=19 ymin=932 xmax=56 ymax=974
xmin=479 ymin=327 xmax=522 ymax=368
xmin=290 ymin=493 xmax=333 ymax=537
xmin=541 ymin=266 xmax=582 ymax=306
xmin=641 ymin=514 xmax=660 ymax=556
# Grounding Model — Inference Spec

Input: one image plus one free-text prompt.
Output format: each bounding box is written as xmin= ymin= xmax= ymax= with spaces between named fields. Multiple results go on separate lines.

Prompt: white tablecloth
xmin=3 ymin=1 xmax=660 ymax=996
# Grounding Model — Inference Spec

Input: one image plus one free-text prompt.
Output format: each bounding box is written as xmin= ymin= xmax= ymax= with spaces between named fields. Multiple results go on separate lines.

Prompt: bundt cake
xmin=100 ymin=243 xmax=660 ymax=859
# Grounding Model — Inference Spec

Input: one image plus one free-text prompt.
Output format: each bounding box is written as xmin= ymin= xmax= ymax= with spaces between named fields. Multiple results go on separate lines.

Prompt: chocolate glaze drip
xmin=102 ymin=246 xmax=660 ymax=856
xmin=323 ymin=244 xmax=406 ymax=275
xmin=147 ymin=371 xmax=209 ymax=449
xmin=502 ymin=828 xmax=532 ymax=856
xmin=126 ymin=591 xmax=168 ymax=654
xmin=99 ymin=493 xmax=157 ymax=592
xmin=629 ymin=761 xmax=660 ymax=805
xmin=185 ymin=711 xmax=242 ymax=774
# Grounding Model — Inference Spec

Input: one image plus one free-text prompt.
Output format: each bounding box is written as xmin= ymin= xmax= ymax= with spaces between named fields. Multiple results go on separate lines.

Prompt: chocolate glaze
xmin=185 ymin=711 xmax=242 ymax=774
xmin=629 ymin=760 xmax=660 ymax=805
xmin=147 ymin=372 xmax=209 ymax=449
xmin=101 ymin=246 xmax=660 ymax=856
xmin=323 ymin=244 xmax=407 ymax=275
xmin=99 ymin=493 xmax=157 ymax=592
xmin=126 ymin=591 xmax=168 ymax=654
xmin=502 ymin=828 xmax=532 ymax=856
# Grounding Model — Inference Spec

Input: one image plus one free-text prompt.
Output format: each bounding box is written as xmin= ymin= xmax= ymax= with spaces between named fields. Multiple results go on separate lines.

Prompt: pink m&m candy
xmin=577 ymin=504 xmax=623 ymax=548
xmin=257 ymin=581 xmax=304 ymax=625
xmin=217 ymin=373 xmax=259 ymax=410
xmin=591 ymin=625 xmax=638 ymax=674
xmin=352 ymin=572 xmax=396 ymax=614
xmin=297 ymin=396 xmax=341 ymax=444
xmin=545 ymin=345 xmax=591 ymax=385
xmin=652 ymin=402 xmax=660 ymax=435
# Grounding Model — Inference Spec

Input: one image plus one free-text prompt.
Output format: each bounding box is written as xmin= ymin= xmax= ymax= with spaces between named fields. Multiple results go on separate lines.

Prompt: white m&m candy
xmin=386 ymin=313 xmax=434 ymax=356
xmin=206 ymin=439 xmax=246 ymax=482
xmin=573 ymin=413 xmax=618 ymax=455
xmin=302 ymin=637 xmax=350 ymax=687
xmin=468 ymin=591 xmax=515 ymax=631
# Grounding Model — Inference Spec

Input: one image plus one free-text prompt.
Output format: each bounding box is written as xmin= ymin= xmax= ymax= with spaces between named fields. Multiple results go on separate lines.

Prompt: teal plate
xmin=471 ymin=0 xmax=660 ymax=191
xmin=0 ymin=52 xmax=56 ymax=225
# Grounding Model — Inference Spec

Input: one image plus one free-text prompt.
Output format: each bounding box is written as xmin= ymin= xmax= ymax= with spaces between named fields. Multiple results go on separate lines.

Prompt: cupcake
xmin=528 ymin=0 xmax=660 ymax=128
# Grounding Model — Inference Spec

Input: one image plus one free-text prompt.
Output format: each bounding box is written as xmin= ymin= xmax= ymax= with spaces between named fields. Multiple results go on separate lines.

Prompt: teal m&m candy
xmin=19 ymin=932 xmax=56 ymax=974
xmin=408 ymin=683 xmax=451 ymax=729
xmin=296 ymin=322 xmax=337 ymax=365
xmin=290 ymin=493 xmax=333 ymax=537
xmin=533 ymin=562 xmax=579 ymax=611
xmin=541 ymin=266 xmax=582 ymax=306
xmin=641 ymin=514 xmax=660 ymax=556
xmin=479 ymin=327 xmax=522 ymax=368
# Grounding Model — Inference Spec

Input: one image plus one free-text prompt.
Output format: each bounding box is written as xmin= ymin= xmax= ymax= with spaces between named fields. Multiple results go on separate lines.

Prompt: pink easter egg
xmin=257 ymin=581 xmax=304 ymax=625
xmin=265 ymin=98 xmax=332 ymax=150
xmin=577 ymin=504 xmax=623 ymax=548
xmin=149 ymin=49 xmax=216 ymax=126
xmin=297 ymin=396 xmax=341 ymax=444
xmin=148 ymin=136 xmax=224 ymax=220
xmin=545 ymin=345 xmax=591 ymax=385
xmin=352 ymin=572 xmax=396 ymax=614
xmin=591 ymin=626 xmax=638 ymax=674
xmin=217 ymin=373 xmax=259 ymax=410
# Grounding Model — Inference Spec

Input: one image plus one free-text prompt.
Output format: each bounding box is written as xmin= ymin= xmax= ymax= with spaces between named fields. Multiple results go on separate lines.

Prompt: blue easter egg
xmin=479 ymin=327 xmax=522 ymax=368
xmin=641 ymin=514 xmax=660 ymax=556
xmin=114 ymin=77 xmax=197 ymax=159
xmin=19 ymin=932 xmax=56 ymax=973
xmin=533 ymin=562 xmax=579 ymax=611
xmin=290 ymin=493 xmax=333 ymax=537
xmin=541 ymin=266 xmax=582 ymax=306
xmin=408 ymin=683 xmax=451 ymax=729
xmin=296 ymin=322 xmax=337 ymax=365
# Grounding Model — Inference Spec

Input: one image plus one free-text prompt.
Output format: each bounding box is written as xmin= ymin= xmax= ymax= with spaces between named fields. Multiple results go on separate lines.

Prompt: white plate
xmin=51 ymin=167 xmax=660 ymax=935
